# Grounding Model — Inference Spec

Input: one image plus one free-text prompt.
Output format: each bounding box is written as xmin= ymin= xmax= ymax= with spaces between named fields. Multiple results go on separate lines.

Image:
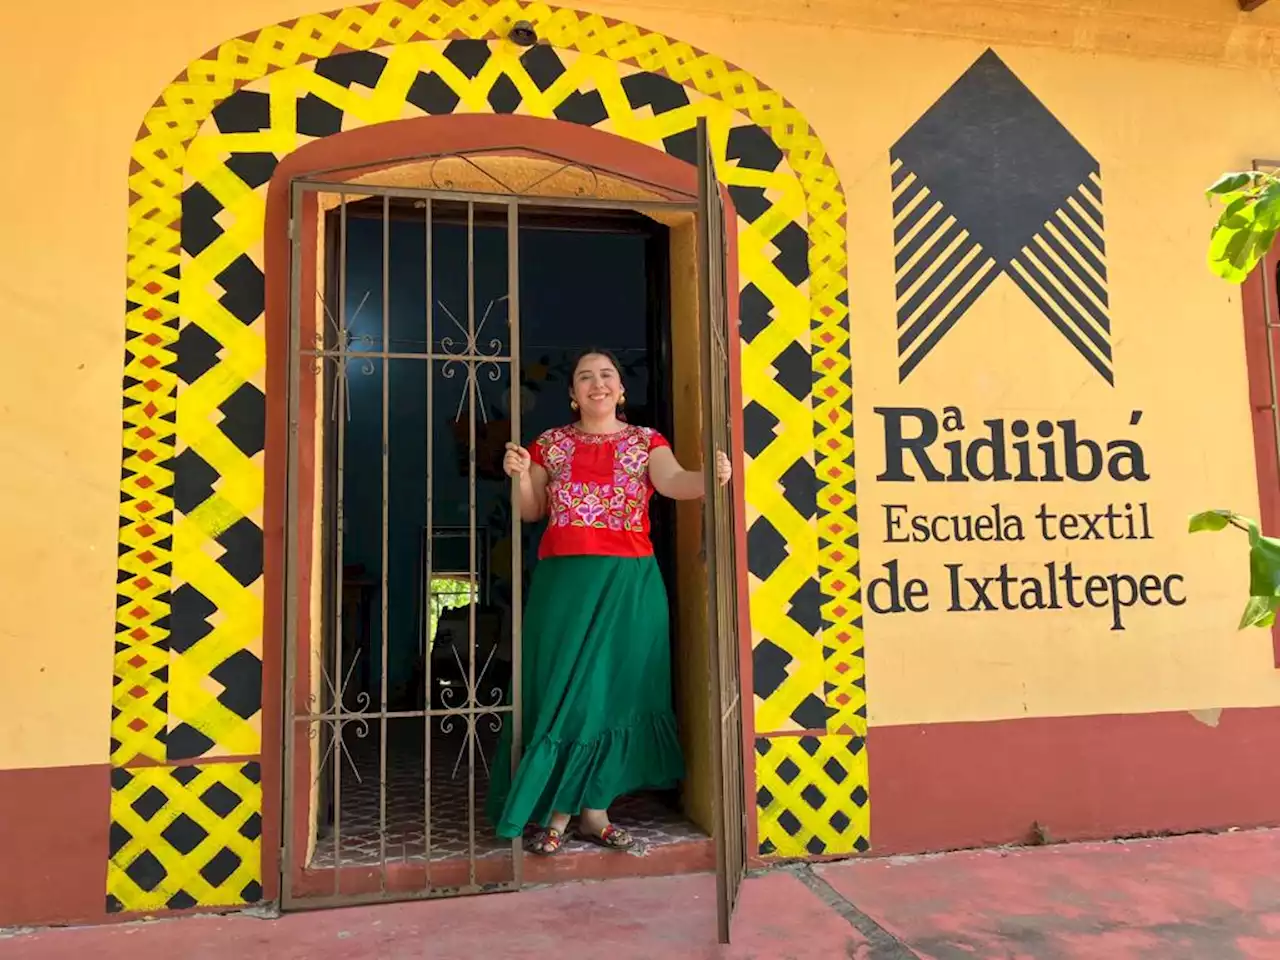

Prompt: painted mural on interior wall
xmin=110 ymin=0 xmax=864 ymax=912
xmin=875 ymin=52 xmax=1180 ymax=639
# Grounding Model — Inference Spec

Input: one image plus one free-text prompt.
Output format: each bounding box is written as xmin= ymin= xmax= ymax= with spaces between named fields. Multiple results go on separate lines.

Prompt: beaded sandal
xmin=577 ymin=823 xmax=635 ymax=851
xmin=526 ymin=826 xmax=567 ymax=856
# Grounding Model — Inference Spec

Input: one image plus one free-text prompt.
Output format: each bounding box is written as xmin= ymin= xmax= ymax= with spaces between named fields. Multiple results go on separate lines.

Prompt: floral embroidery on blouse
xmin=537 ymin=425 xmax=661 ymax=532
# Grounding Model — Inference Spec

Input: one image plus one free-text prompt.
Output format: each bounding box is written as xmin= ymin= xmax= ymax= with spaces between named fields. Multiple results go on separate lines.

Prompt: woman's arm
xmin=649 ymin=446 xmax=730 ymax=501
xmin=516 ymin=463 xmax=549 ymax=522
xmin=504 ymin=441 xmax=549 ymax=521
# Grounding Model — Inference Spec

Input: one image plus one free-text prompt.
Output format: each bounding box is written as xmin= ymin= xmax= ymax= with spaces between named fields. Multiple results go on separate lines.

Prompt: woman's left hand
xmin=715 ymin=450 xmax=732 ymax=486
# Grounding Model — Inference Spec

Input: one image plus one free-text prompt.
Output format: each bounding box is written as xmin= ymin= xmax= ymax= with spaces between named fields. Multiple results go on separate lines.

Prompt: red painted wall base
xmin=868 ymin=706 xmax=1280 ymax=855
xmin=7 ymin=707 xmax=1280 ymax=928
xmin=0 ymin=764 xmax=110 ymax=928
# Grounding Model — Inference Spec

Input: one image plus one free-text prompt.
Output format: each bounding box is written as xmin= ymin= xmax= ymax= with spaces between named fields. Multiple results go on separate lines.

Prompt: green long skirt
xmin=486 ymin=554 xmax=684 ymax=838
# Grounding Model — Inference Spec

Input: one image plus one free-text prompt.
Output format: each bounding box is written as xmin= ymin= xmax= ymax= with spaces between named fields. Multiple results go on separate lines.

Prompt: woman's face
xmin=571 ymin=354 xmax=622 ymax=419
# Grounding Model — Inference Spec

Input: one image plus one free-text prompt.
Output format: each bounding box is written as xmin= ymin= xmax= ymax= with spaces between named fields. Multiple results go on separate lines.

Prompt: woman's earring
xmin=570 ymin=399 xmax=579 ymax=411
xmin=618 ymin=393 xmax=626 ymax=408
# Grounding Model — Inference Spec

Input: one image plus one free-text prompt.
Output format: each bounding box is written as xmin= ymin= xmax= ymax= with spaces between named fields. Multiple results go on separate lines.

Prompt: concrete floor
xmin=5 ymin=829 xmax=1280 ymax=959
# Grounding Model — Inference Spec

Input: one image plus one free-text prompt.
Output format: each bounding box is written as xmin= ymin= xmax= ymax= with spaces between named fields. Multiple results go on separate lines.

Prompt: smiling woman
xmin=488 ymin=348 xmax=731 ymax=855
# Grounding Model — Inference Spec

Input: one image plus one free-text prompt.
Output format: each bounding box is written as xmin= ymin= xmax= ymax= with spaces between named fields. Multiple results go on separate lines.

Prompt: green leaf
xmin=1205 ymin=176 xmax=1280 ymax=282
xmin=1238 ymin=595 xmax=1278 ymax=630
xmin=1207 ymin=172 xmax=1253 ymax=197
xmin=1188 ymin=510 xmax=1233 ymax=533
xmin=1257 ymin=189 xmax=1280 ymax=230
xmin=1221 ymin=197 xmax=1256 ymax=228
xmin=1225 ymin=228 xmax=1253 ymax=262
xmin=1254 ymin=228 xmax=1280 ymax=267
xmin=1208 ymin=257 xmax=1248 ymax=284
xmin=1223 ymin=195 xmax=1253 ymax=218
xmin=1248 ymin=531 xmax=1280 ymax=598
xmin=1209 ymin=220 xmax=1272 ymax=283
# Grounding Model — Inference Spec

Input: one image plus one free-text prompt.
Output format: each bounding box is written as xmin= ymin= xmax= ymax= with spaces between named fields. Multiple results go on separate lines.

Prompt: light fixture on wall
xmin=509 ymin=20 xmax=538 ymax=46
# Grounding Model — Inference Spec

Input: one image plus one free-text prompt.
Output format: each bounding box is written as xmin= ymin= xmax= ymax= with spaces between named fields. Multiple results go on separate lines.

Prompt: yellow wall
xmin=6 ymin=0 xmax=1280 ymax=770
xmin=843 ymin=39 xmax=1280 ymax=726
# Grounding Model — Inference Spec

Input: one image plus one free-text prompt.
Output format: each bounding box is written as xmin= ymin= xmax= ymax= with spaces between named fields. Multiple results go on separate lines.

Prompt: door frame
xmin=258 ymin=114 xmax=757 ymax=908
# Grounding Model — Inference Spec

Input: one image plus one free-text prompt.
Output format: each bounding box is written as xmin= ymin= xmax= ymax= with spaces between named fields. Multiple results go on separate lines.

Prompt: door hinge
xmin=288 ymin=218 xmax=297 ymax=241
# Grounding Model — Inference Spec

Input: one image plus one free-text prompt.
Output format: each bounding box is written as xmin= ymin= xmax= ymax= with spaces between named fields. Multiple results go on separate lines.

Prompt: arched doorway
xmin=108 ymin=5 xmax=863 ymax=940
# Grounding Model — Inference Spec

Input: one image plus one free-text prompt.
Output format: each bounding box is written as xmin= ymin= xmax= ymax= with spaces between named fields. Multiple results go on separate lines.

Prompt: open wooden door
xmin=696 ymin=117 xmax=747 ymax=944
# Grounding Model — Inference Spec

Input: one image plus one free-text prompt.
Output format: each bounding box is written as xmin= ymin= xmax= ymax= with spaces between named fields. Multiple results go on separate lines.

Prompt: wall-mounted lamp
xmin=509 ymin=21 xmax=538 ymax=46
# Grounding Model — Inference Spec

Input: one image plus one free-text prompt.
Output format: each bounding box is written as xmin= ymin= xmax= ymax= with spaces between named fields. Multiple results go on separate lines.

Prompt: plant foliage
xmin=1207 ymin=171 xmax=1280 ymax=283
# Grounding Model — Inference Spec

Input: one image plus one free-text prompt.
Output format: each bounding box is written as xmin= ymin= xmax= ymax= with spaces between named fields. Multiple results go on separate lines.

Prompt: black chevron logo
xmin=890 ymin=49 xmax=1112 ymax=384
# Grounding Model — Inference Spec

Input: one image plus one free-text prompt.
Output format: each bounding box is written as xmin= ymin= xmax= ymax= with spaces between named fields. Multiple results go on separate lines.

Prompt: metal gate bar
xmin=379 ymin=193 xmax=391 ymax=888
xmin=331 ymin=191 xmax=348 ymax=894
xmin=423 ymin=194 xmax=434 ymax=887
xmin=293 ymin=176 xmax=697 ymax=213
xmin=506 ymin=199 xmax=524 ymax=889
xmin=466 ymin=198 xmax=478 ymax=889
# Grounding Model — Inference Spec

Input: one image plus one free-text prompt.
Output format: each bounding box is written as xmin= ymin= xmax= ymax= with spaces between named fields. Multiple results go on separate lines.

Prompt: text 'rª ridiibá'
xmin=865 ymin=406 xmax=1182 ymax=631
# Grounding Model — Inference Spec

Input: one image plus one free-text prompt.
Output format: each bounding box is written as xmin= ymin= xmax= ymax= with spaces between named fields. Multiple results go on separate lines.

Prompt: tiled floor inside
xmin=309 ymin=724 xmax=705 ymax=868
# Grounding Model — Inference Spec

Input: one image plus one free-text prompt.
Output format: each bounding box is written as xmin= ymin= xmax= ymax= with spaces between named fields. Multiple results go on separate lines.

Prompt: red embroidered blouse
xmin=529 ymin=423 xmax=670 ymax=559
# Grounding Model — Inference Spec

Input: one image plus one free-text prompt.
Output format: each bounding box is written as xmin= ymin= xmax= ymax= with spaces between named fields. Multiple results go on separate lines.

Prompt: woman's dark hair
xmin=569 ymin=347 xmax=623 ymax=379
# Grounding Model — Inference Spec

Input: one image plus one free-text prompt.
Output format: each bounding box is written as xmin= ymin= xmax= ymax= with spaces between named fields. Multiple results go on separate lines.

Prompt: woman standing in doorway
xmin=486 ymin=349 xmax=731 ymax=854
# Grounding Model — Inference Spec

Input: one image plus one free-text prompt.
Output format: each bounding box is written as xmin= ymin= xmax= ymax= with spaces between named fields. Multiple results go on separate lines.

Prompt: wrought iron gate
xmin=278 ymin=153 xmax=702 ymax=910
xmin=696 ymin=118 xmax=749 ymax=944
xmin=281 ymin=179 xmax=527 ymax=908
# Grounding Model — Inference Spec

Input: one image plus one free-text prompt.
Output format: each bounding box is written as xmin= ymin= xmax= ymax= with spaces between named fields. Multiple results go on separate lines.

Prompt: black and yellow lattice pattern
xmin=756 ymin=736 xmax=869 ymax=858
xmin=107 ymin=762 xmax=263 ymax=913
xmin=112 ymin=0 xmax=868 ymax=910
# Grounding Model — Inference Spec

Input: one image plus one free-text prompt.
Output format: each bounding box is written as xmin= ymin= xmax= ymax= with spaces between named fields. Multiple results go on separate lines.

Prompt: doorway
xmin=281 ymin=168 xmax=722 ymax=906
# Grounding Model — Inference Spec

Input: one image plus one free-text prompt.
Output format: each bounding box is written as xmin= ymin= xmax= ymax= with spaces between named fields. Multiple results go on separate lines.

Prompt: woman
xmin=486 ymin=349 xmax=731 ymax=855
